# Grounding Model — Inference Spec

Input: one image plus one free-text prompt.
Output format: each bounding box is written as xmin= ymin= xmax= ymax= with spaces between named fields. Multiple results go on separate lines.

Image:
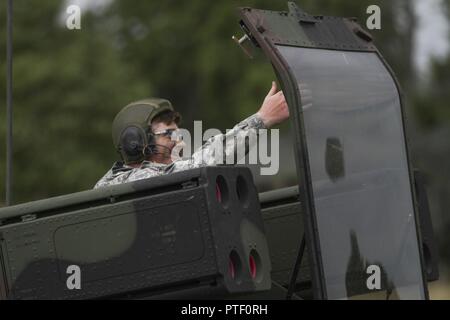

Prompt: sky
xmin=414 ymin=0 xmax=449 ymax=73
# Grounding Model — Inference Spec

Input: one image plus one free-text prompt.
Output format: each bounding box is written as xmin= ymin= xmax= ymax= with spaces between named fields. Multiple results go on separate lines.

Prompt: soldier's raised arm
xmin=168 ymin=81 xmax=289 ymax=172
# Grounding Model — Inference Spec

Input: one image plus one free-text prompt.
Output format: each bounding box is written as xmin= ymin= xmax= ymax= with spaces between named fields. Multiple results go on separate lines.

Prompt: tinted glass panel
xmin=277 ymin=46 xmax=425 ymax=299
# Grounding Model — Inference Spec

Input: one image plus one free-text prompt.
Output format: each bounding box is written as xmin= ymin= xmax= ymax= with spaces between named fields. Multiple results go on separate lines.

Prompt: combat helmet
xmin=112 ymin=98 xmax=174 ymax=164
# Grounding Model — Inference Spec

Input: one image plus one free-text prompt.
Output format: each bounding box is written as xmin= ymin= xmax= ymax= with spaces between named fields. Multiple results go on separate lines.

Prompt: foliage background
xmin=0 ymin=0 xmax=449 ymax=298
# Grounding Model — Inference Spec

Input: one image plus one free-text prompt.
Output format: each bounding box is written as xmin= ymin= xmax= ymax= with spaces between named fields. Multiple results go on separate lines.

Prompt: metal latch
xmin=21 ymin=214 xmax=37 ymax=222
xmin=232 ymin=34 xmax=254 ymax=59
xmin=181 ymin=180 xmax=198 ymax=189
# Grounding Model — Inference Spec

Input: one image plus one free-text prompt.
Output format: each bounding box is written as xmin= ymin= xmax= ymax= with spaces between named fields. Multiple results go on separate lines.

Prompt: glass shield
xmin=277 ymin=46 xmax=425 ymax=299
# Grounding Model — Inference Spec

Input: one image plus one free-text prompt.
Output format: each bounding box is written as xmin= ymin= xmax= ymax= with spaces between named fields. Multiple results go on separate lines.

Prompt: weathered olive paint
xmin=0 ymin=167 xmax=271 ymax=299
xmin=238 ymin=1 xmax=429 ymax=300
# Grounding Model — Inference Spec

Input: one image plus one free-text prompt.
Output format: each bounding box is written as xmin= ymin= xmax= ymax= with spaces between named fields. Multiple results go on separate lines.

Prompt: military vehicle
xmin=0 ymin=2 xmax=439 ymax=300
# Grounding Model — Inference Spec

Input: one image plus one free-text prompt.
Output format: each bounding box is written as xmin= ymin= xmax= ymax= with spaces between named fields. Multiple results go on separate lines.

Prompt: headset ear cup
xmin=119 ymin=126 xmax=147 ymax=163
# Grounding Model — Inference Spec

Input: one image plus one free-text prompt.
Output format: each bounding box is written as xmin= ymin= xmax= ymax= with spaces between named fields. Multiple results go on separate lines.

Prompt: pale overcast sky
xmin=414 ymin=0 xmax=449 ymax=73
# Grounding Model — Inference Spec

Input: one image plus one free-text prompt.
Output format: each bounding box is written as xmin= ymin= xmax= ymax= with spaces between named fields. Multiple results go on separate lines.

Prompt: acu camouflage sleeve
xmin=168 ymin=113 xmax=266 ymax=173
xmin=93 ymin=165 xmax=162 ymax=189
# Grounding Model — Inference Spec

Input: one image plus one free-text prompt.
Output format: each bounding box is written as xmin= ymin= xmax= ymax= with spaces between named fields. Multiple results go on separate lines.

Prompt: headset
xmin=113 ymin=98 xmax=176 ymax=165
xmin=118 ymin=124 xmax=175 ymax=164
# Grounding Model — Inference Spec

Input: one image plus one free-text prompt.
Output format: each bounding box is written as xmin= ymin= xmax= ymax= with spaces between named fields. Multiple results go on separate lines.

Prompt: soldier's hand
xmin=257 ymin=81 xmax=290 ymax=128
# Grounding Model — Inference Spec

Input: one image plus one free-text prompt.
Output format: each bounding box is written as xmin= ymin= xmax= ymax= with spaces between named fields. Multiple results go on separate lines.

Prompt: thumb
xmin=266 ymin=81 xmax=277 ymax=97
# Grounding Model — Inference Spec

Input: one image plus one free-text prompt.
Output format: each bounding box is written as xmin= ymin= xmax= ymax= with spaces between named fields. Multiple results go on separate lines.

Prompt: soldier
xmin=94 ymin=81 xmax=289 ymax=188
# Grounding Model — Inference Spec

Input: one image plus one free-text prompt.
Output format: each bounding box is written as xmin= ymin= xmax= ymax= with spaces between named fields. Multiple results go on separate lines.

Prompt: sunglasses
xmin=153 ymin=128 xmax=183 ymax=141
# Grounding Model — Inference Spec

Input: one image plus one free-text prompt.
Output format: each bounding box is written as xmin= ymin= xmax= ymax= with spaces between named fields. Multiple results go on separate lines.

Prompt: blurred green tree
xmin=0 ymin=0 xmax=149 ymax=203
xmin=0 ymin=0 xmax=448 ymax=285
xmin=0 ymin=0 xmax=438 ymax=208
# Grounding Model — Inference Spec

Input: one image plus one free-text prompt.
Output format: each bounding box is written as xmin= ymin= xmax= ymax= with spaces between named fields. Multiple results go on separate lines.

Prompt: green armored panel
xmin=238 ymin=2 xmax=429 ymax=299
xmin=0 ymin=167 xmax=271 ymax=299
xmin=259 ymin=186 xmax=311 ymax=295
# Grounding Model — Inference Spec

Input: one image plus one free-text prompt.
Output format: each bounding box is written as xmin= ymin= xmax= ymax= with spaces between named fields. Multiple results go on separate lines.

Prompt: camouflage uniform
xmin=94 ymin=113 xmax=266 ymax=188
